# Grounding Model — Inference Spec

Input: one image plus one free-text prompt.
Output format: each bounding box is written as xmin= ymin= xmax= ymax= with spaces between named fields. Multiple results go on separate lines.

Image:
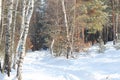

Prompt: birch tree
xmin=16 ymin=0 xmax=26 ymax=56
xmin=0 ymin=0 xmax=2 ymax=45
xmin=12 ymin=0 xmax=19 ymax=69
xmin=71 ymin=0 xmax=76 ymax=56
xmin=61 ymin=0 xmax=71 ymax=59
xmin=0 ymin=0 xmax=1 ymax=24
xmin=16 ymin=0 xmax=34 ymax=79
xmin=3 ymin=0 xmax=14 ymax=76
xmin=13 ymin=0 xmax=26 ymax=70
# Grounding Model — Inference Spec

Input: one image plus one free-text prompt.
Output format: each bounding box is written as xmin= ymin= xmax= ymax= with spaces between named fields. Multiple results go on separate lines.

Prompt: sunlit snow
xmin=1 ymin=42 xmax=120 ymax=80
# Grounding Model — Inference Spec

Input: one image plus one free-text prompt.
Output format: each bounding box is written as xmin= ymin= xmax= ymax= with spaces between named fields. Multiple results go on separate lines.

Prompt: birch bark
xmin=61 ymin=0 xmax=70 ymax=58
xmin=12 ymin=0 xmax=19 ymax=69
xmin=3 ymin=0 xmax=13 ymax=76
xmin=71 ymin=0 xmax=76 ymax=56
xmin=16 ymin=0 xmax=34 ymax=80
xmin=0 ymin=0 xmax=2 ymax=27
xmin=50 ymin=39 xmax=55 ymax=55
xmin=16 ymin=0 xmax=26 ymax=56
xmin=0 ymin=0 xmax=2 ymax=45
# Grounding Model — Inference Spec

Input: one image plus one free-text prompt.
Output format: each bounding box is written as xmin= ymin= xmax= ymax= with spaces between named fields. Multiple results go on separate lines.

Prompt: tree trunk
xmin=111 ymin=0 xmax=116 ymax=45
xmin=115 ymin=13 xmax=119 ymax=42
xmin=14 ymin=0 xmax=26 ymax=71
xmin=50 ymin=39 xmax=54 ymax=55
xmin=3 ymin=0 xmax=13 ymax=77
xmin=61 ymin=0 xmax=70 ymax=58
xmin=12 ymin=0 xmax=19 ymax=69
xmin=98 ymin=31 xmax=104 ymax=53
xmin=16 ymin=0 xmax=34 ymax=79
xmin=0 ymin=0 xmax=1 ymax=24
xmin=16 ymin=0 xmax=26 ymax=54
xmin=0 ymin=0 xmax=2 ymax=45
xmin=71 ymin=0 xmax=76 ymax=56
xmin=116 ymin=1 xmax=119 ymax=43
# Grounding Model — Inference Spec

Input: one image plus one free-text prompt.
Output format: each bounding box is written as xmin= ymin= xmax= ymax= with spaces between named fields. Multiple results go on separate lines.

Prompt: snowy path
xmin=22 ymin=46 xmax=120 ymax=80
xmin=3 ymin=42 xmax=120 ymax=80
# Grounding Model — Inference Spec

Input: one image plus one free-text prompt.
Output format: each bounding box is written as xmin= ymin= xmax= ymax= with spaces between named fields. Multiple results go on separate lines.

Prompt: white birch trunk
xmin=15 ymin=0 xmax=26 ymax=70
xmin=20 ymin=0 xmax=26 ymax=34
xmin=0 ymin=0 xmax=2 ymax=45
xmin=61 ymin=0 xmax=70 ymax=58
xmin=17 ymin=0 xmax=34 ymax=80
xmin=12 ymin=0 xmax=19 ymax=69
xmin=61 ymin=0 xmax=69 ymax=39
xmin=0 ymin=0 xmax=2 ymax=24
xmin=4 ymin=0 xmax=13 ymax=76
xmin=50 ymin=39 xmax=54 ymax=55
xmin=71 ymin=0 xmax=76 ymax=56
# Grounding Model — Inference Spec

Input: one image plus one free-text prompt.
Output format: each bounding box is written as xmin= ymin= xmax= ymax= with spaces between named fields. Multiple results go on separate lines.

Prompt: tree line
xmin=30 ymin=0 xmax=120 ymax=57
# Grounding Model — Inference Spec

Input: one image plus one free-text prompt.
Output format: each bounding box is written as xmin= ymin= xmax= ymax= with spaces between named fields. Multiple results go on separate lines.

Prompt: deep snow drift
xmin=1 ymin=42 xmax=120 ymax=80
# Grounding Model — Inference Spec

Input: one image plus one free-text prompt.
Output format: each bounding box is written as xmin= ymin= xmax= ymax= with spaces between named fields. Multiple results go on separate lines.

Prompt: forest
xmin=0 ymin=0 xmax=120 ymax=80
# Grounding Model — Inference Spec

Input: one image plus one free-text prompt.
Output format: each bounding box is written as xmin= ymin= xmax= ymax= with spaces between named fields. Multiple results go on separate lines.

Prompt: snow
xmin=1 ymin=42 xmax=120 ymax=80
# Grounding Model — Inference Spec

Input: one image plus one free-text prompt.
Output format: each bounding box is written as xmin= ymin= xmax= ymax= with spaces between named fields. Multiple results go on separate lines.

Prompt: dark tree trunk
xmin=111 ymin=0 xmax=117 ymax=45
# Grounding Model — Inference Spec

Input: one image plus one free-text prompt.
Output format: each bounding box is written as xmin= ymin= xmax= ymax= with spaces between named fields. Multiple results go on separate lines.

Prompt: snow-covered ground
xmin=1 ymin=42 xmax=120 ymax=80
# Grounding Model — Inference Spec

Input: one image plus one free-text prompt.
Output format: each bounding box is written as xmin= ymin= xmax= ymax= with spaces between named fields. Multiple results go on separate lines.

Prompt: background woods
xmin=29 ymin=0 xmax=117 ymax=57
